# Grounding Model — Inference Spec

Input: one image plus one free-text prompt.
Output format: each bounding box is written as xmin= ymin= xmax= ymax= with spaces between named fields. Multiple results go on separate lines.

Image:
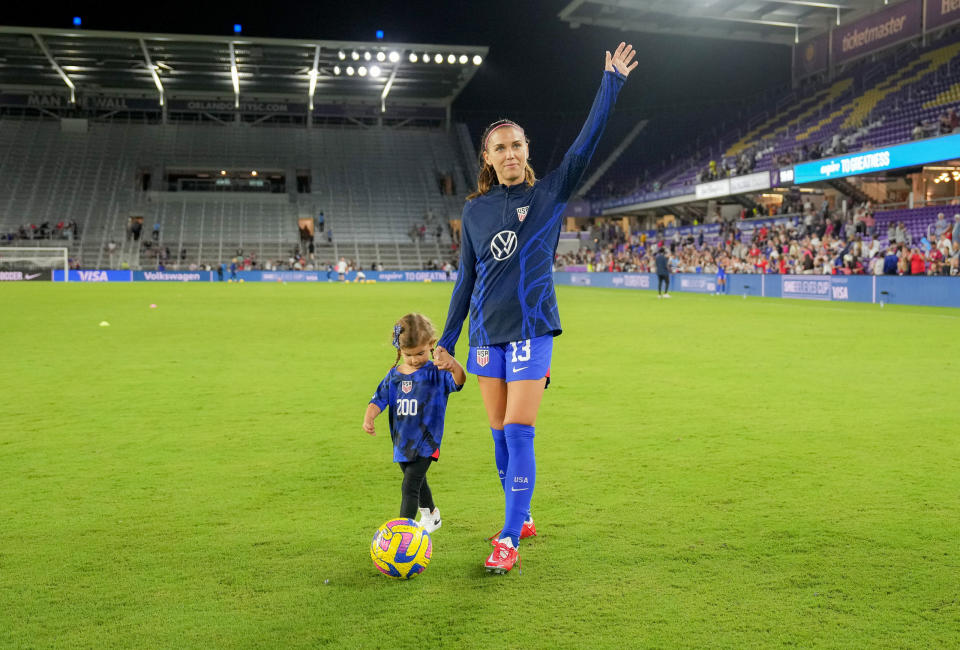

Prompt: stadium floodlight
xmin=220 ymin=170 xmax=227 ymax=175
xmin=473 ymin=55 xmax=482 ymax=65
xmin=389 ymin=51 xmax=400 ymax=63
xmin=251 ymin=170 xmax=258 ymax=176
xmin=370 ymin=65 xmax=381 ymax=78
xmin=33 ymin=34 xmax=76 ymax=103
xmin=422 ymin=52 xmax=430 ymax=62
xmin=338 ymin=50 xmax=346 ymax=60
xmin=358 ymin=66 xmax=368 ymax=76
xmin=333 ymin=65 xmax=341 ymax=75
xmin=447 ymin=53 xmax=456 ymax=64
xmin=346 ymin=66 xmax=355 ymax=76
xmin=434 ymin=53 xmax=443 ymax=63
xmin=364 ymin=51 xmax=371 ymax=61
xmin=139 ymin=38 xmax=165 ymax=106
xmin=0 ymin=247 xmax=69 ymax=281
xmin=308 ymin=45 xmax=320 ymax=110
xmin=351 ymin=50 xmax=359 ymax=60
xmin=459 ymin=54 xmax=468 ymax=64
xmin=229 ymin=42 xmax=240 ymax=108
xmin=376 ymin=51 xmax=386 ymax=62
xmin=380 ymin=65 xmax=398 ymax=113
xmin=409 ymin=52 xmax=418 ymax=63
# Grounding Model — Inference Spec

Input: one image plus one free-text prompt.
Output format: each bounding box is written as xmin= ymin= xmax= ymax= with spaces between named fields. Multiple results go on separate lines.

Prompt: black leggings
xmin=399 ymin=456 xmax=435 ymax=518
xmin=658 ymin=274 xmax=670 ymax=294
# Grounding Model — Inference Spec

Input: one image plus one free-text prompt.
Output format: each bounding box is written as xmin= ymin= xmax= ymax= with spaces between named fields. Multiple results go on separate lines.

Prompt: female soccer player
xmin=364 ymin=313 xmax=466 ymax=533
xmin=433 ymin=43 xmax=637 ymax=574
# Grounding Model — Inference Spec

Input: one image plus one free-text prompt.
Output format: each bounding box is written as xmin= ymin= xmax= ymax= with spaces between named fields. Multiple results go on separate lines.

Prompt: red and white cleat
xmin=488 ymin=518 xmax=537 ymax=543
xmin=485 ymin=539 xmax=521 ymax=574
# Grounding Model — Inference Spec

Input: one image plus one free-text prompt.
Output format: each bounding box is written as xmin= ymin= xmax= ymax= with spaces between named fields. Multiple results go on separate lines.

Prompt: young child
xmin=363 ymin=313 xmax=465 ymax=533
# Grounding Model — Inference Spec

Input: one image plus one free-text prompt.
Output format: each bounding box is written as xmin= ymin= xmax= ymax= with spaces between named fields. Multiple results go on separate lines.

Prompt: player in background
xmin=716 ymin=257 xmax=727 ymax=295
xmin=434 ymin=43 xmax=637 ymax=574
xmin=655 ymin=246 xmax=671 ymax=298
xmin=363 ymin=313 xmax=465 ymax=533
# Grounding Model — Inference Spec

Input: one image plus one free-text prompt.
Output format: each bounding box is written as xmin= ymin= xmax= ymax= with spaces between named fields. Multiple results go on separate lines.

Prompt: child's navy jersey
xmin=370 ymin=361 xmax=462 ymax=462
xmin=438 ymin=70 xmax=626 ymax=356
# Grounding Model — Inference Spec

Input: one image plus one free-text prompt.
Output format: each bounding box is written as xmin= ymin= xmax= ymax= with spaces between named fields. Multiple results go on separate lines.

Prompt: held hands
xmin=605 ymin=42 xmax=638 ymax=78
xmin=433 ymin=345 xmax=454 ymax=371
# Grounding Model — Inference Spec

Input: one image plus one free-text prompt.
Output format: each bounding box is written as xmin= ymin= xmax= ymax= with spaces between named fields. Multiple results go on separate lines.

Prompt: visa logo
xmin=78 ymin=270 xmax=109 ymax=282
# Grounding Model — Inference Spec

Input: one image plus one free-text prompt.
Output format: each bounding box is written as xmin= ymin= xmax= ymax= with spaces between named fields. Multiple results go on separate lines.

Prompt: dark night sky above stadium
xmin=4 ymin=1 xmax=792 ymax=161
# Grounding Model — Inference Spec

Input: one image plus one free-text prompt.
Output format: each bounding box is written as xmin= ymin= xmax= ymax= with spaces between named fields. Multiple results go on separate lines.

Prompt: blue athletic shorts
xmin=467 ymin=334 xmax=553 ymax=383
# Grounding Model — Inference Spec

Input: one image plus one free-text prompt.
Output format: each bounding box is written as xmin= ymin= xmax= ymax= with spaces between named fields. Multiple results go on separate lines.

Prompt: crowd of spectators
xmin=555 ymin=204 xmax=960 ymax=277
xmin=2 ymin=220 xmax=80 ymax=242
xmin=913 ymin=109 xmax=959 ymax=140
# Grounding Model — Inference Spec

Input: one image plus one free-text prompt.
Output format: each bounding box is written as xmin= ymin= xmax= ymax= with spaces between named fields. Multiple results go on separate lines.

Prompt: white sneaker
xmin=418 ymin=507 xmax=441 ymax=533
xmin=663 ymin=293 xmax=671 ymax=298
xmin=657 ymin=294 xmax=662 ymax=299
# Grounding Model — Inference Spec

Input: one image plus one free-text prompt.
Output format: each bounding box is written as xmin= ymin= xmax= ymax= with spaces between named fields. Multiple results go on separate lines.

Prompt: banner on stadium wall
xmin=695 ymin=179 xmax=731 ymax=200
xmin=793 ymin=33 xmax=829 ymax=78
xmin=781 ymin=275 xmax=834 ymax=300
xmin=0 ymin=270 xmax=52 ymax=281
xmin=925 ymin=0 xmax=960 ymax=29
xmin=793 ymin=132 xmax=960 ymax=183
xmin=729 ymin=171 xmax=771 ymax=194
xmin=167 ymin=100 xmax=308 ymax=114
xmin=0 ymin=93 xmax=160 ymax=111
xmin=135 ymin=271 xmax=212 ymax=282
xmin=52 ymin=270 xmax=133 ymax=282
xmin=678 ymin=275 xmax=717 ymax=293
xmin=832 ymin=0 xmax=922 ymax=64
xmin=595 ymin=186 xmax=694 ymax=212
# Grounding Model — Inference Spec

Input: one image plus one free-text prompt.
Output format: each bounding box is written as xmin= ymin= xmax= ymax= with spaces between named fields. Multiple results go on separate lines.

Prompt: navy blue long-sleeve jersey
xmin=438 ymin=70 xmax=626 ymax=356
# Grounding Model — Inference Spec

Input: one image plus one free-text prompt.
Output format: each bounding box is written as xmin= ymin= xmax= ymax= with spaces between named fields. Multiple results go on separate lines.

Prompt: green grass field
xmin=1 ymin=282 xmax=958 ymax=648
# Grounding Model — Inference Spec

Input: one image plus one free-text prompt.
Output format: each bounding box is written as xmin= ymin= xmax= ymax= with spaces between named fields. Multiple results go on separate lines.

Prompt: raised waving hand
xmin=605 ymin=42 xmax=638 ymax=77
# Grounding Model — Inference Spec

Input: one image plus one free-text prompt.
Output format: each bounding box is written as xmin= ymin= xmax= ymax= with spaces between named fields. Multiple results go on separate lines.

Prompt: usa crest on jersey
xmin=516 ymin=205 xmax=529 ymax=222
xmin=476 ymin=348 xmax=489 ymax=367
xmin=401 ymin=380 xmax=413 ymax=394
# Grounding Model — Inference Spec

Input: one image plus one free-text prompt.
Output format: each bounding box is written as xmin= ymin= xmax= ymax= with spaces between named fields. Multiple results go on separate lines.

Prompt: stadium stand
xmin=0 ymin=119 xmax=469 ymax=270
xmin=585 ymin=32 xmax=960 ymax=202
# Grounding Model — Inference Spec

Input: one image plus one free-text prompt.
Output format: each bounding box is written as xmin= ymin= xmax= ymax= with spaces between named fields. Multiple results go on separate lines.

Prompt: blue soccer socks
xmin=501 ymin=423 xmax=536 ymax=547
xmin=491 ymin=427 xmax=508 ymax=491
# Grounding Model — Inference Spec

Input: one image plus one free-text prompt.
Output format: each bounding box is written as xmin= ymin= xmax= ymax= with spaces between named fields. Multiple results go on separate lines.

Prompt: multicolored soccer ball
xmin=370 ymin=518 xmax=432 ymax=579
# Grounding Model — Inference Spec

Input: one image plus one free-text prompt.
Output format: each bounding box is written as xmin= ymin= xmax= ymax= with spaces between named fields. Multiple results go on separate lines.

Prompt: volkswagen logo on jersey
xmin=490 ymin=230 xmax=518 ymax=261
xmin=401 ymin=380 xmax=413 ymax=394
xmin=476 ymin=348 xmax=489 ymax=367
xmin=516 ymin=205 xmax=529 ymax=222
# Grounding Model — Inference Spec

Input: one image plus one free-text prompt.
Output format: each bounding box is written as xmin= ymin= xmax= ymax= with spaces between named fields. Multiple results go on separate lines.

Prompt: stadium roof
xmin=559 ymin=0 xmax=887 ymax=46
xmin=0 ymin=26 xmax=487 ymax=110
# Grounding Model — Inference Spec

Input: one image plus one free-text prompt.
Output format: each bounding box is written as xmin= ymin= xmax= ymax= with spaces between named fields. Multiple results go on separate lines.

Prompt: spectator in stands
xmin=933 ymin=212 xmax=949 ymax=238
xmin=317 ymin=211 xmax=325 ymax=233
xmin=883 ymin=247 xmax=899 ymax=275
xmin=912 ymin=122 xmax=925 ymax=140
xmin=953 ymin=214 xmax=960 ymax=243
xmin=909 ymin=248 xmax=926 ymax=276
xmin=152 ymin=223 xmax=160 ymax=242
xmin=939 ymin=113 xmax=952 ymax=135
xmin=327 ymin=227 xmax=333 ymax=244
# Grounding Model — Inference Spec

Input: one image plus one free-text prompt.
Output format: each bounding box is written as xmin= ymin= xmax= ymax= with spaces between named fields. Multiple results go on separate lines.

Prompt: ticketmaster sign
xmin=793 ymin=133 xmax=960 ymax=183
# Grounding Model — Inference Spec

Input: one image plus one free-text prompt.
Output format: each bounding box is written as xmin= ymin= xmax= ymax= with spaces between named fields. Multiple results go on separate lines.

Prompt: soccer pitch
xmin=1 ymin=283 xmax=957 ymax=648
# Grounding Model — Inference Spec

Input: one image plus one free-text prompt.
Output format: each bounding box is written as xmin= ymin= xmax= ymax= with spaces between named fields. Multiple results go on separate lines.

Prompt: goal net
xmin=0 ymin=247 xmax=70 ymax=281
